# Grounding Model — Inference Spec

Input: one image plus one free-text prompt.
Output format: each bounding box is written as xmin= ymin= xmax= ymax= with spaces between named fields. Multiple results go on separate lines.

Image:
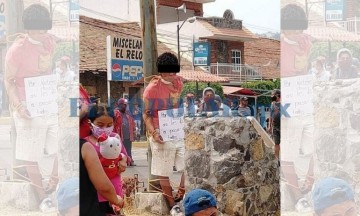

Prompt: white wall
xmin=157 ymin=20 xmax=213 ymax=40
xmin=80 ymin=0 xmax=141 ymax=22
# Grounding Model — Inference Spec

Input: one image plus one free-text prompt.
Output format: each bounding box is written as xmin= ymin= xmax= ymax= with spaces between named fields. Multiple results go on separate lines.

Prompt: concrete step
xmin=0 ymin=181 xmax=38 ymax=211
xmin=135 ymin=192 xmax=169 ymax=215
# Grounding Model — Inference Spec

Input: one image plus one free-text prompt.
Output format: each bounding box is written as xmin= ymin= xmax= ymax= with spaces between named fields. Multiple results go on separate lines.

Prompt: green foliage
xmin=241 ymin=79 xmax=280 ymax=105
xmin=53 ymin=42 xmax=77 ymax=62
xmin=309 ymin=42 xmax=360 ymax=63
xmin=181 ymin=82 xmax=224 ymax=98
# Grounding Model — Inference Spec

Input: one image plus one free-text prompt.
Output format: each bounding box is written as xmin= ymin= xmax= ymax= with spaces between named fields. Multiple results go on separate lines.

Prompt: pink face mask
xmin=91 ymin=123 xmax=114 ymax=137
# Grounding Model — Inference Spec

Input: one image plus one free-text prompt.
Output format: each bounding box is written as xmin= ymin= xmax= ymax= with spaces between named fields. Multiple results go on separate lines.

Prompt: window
xmin=231 ymin=50 xmax=241 ymax=71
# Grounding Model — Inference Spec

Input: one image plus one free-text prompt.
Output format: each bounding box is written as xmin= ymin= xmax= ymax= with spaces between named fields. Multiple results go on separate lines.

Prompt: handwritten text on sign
xmin=24 ymin=75 xmax=58 ymax=117
xmin=158 ymin=109 xmax=185 ymax=142
xmin=281 ymin=75 xmax=313 ymax=117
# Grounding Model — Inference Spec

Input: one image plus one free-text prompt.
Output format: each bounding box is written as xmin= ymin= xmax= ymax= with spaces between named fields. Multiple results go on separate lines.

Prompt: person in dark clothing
xmin=269 ymin=89 xmax=281 ymax=159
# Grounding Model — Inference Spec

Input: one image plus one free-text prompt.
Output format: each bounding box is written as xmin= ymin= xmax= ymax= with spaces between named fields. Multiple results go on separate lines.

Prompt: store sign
xmin=193 ymin=42 xmax=210 ymax=66
xmin=325 ymin=0 xmax=345 ymax=21
xmin=107 ymin=36 xmax=143 ymax=81
xmin=69 ymin=0 xmax=79 ymax=22
xmin=0 ymin=0 xmax=5 ymax=37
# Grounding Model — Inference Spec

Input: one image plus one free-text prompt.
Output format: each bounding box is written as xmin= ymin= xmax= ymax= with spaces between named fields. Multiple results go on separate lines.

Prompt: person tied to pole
xmin=4 ymin=4 xmax=59 ymax=212
xmin=143 ymin=52 xmax=186 ymax=213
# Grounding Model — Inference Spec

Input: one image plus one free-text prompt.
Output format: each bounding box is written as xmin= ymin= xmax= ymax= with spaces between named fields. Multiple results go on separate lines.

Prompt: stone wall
xmin=184 ymin=117 xmax=280 ymax=216
xmin=313 ymin=79 xmax=360 ymax=202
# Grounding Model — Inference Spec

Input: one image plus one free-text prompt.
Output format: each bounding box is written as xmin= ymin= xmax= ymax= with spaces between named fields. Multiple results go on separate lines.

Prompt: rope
xmin=6 ymin=33 xmax=26 ymax=43
xmin=11 ymin=165 xmax=56 ymax=190
xmin=147 ymin=178 xmax=184 ymax=199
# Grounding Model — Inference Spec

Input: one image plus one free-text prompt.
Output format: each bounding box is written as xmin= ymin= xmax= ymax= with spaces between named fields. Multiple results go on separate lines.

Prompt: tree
xmin=241 ymin=79 xmax=280 ymax=105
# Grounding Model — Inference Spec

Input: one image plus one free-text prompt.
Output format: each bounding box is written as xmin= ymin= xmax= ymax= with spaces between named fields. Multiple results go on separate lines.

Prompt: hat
xmin=202 ymin=87 xmax=215 ymax=98
xmin=117 ymin=98 xmax=128 ymax=105
xmin=183 ymin=189 xmax=217 ymax=216
xmin=60 ymin=56 xmax=71 ymax=62
xmin=57 ymin=177 xmax=79 ymax=212
xmin=312 ymin=177 xmax=354 ymax=212
xmin=240 ymin=96 xmax=248 ymax=101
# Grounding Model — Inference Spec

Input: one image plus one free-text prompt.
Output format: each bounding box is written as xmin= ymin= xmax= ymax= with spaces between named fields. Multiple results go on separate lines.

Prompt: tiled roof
xmin=305 ymin=26 xmax=360 ymax=42
xmin=244 ymin=37 xmax=280 ymax=79
xmin=197 ymin=20 xmax=257 ymax=41
xmin=131 ymin=69 xmax=229 ymax=86
xmin=179 ymin=69 xmax=229 ymax=83
xmin=80 ymin=16 xmax=193 ymax=72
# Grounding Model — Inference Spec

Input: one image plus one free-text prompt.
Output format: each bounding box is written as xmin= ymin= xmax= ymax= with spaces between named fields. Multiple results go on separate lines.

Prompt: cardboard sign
xmin=24 ymin=74 xmax=58 ymax=117
xmin=281 ymin=75 xmax=313 ymax=117
xmin=158 ymin=108 xmax=185 ymax=142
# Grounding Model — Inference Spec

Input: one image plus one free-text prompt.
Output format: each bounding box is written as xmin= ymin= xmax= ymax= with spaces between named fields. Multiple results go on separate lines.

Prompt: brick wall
xmin=207 ymin=39 xmax=217 ymax=63
xmin=228 ymin=41 xmax=245 ymax=64
xmin=347 ymin=0 xmax=355 ymax=18
xmin=207 ymin=39 xmax=244 ymax=64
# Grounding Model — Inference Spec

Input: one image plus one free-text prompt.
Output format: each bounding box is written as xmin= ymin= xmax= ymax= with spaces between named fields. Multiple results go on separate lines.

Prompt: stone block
xmin=314 ymin=106 xmax=340 ymax=129
xmin=213 ymin=160 xmax=242 ymax=184
xmin=185 ymin=151 xmax=210 ymax=179
xmin=135 ymin=192 xmax=169 ymax=215
xmin=213 ymin=135 xmax=234 ymax=154
xmin=224 ymin=190 xmax=244 ymax=215
xmin=250 ymin=138 xmax=264 ymax=161
xmin=0 ymin=181 xmax=38 ymax=210
xmin=259 ymin=185 xmax=273 ymax=203
xmin=350 ymin=113 xmax=360 ymax=131
xmin=185 ymin=133 xmax=205 ymax=150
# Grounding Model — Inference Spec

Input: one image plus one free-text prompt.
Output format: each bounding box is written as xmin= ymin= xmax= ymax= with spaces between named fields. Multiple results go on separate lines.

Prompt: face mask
xmin=91 ymin=123 xmax=114 ymax=137
xmin=271 ymin=96 xmax=277 ymax=101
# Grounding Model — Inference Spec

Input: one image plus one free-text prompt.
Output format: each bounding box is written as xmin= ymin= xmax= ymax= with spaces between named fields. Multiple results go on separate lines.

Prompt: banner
xmin=69 ymin=0 xmax=79 ymax=22
xmin=325 ymin=0 xmax=345 ymax=21
xmin=158 ymin=108 xmax=185 ymax=142
xmin=107 ymin=36 xmax=144 ymax=81
xmin=193 ymin=42 xmax=210 ymax=66
xmin=24 ymin=75 xmax=58 ymax=117
xmin=0 ymin=0 xmax=5 ymax=37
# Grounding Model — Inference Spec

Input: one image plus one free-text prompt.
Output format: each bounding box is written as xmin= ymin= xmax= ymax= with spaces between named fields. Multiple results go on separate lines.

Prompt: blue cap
xmin=312 ymin=177 xmax=354 ymax=212
xmin=56 ymin=177 xmax=79 ymax=212
xmin=183 ymin=189 xmax=217 ymax=216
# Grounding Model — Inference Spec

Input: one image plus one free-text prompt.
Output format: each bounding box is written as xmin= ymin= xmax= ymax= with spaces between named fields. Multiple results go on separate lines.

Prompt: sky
xmin=203 ymin=0 xmax=280 ymax=34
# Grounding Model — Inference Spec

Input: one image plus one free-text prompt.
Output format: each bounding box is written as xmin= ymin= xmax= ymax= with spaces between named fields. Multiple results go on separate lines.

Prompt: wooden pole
xmin=6 ymin=0 xmax=24 ymax=180
xmin=140 ymin=0 xmax=158 ymax=192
